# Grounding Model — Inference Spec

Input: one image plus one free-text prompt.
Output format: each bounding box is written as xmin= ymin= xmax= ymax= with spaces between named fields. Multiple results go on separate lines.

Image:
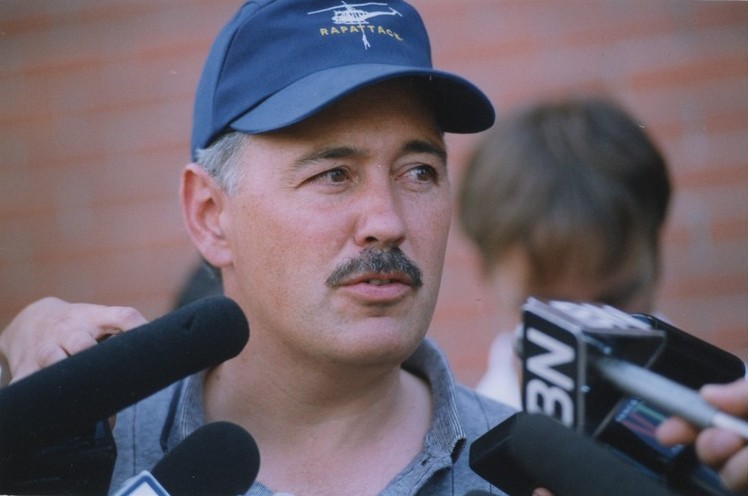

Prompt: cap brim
xmin=229 ymin=64 xmax=495 ymax=135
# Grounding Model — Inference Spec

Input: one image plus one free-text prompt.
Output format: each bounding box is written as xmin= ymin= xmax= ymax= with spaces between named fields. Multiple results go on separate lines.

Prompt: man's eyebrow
xmin=403 ymin=139 xmax=447 ymax=163
xmin=292 ymin=146 xmax=361 ymax=172
xmin=298 ymin=146 xmax=359 ymax=164
xmin=292 ymin=139 xmax=446 ymax=171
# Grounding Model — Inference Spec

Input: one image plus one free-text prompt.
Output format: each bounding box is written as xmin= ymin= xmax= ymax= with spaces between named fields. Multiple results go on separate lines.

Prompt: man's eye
xmin=312 ymin=168 xmax=349 ymax=184
xmin=407 ymin=165 xmax=439 ymax=183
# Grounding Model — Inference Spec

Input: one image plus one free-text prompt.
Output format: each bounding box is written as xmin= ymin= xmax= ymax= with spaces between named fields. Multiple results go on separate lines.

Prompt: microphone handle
xmin=594 ymin=357 xmax=748 ymax=439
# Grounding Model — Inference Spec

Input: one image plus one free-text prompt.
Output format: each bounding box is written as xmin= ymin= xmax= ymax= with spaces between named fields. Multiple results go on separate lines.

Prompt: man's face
xmin=219 ymin=81 xmax=450 ymax=367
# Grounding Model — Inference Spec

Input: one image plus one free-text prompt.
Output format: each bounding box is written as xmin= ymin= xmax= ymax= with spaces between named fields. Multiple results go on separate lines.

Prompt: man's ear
xmin=181 ymin=164 xmax=233 ymax=269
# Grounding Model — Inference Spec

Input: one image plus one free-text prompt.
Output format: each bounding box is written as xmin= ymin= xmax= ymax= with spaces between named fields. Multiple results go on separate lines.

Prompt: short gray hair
xmin=194 ymin=131 xmax=247 ymax=194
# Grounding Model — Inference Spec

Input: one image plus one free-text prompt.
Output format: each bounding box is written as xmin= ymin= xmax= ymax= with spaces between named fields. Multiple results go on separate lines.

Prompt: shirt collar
xmin=403 ymin=338 xmax=467 ymax=462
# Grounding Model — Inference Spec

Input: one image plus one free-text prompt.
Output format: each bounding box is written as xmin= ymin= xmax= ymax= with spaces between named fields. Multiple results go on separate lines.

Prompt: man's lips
xmin=334 ymin=272 xmax=414 ymax=303
xmin=324 ymin=247 xmax=423 ymax=289
xmin=337 ymin=271 xmax=414 ymax=287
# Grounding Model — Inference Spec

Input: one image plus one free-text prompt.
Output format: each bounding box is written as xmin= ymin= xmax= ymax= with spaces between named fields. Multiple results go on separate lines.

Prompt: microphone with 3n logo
xmin=521 ymin=298 xmax=665 ymax=433
xmin=518 ymin=298 xmax=746 ymax=496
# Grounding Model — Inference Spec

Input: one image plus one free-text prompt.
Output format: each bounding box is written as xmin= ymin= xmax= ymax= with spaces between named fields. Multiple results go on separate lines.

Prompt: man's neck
xmin=202 ymin=344 xmax=433 ymax=496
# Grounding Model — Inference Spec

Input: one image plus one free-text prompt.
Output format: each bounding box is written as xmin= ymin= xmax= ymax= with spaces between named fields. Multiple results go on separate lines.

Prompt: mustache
xmin=326 ymin=247 xmax=423 ymax=288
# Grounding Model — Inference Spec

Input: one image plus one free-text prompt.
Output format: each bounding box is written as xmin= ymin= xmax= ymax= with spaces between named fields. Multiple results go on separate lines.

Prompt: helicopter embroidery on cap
xmin=308 ymin=2 xmax=403 ymax=49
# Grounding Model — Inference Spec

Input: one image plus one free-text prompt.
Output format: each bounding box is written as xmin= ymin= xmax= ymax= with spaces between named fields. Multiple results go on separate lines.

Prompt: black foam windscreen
xmin=151 ymin=421 xmax=260 ymax=496
xmin=0 ymin=296 xmax=249 ymax=457
xmin=470 ymin=412 xmax=677 ymax=496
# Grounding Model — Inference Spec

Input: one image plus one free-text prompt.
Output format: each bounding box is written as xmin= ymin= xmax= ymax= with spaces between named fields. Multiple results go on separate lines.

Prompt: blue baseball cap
xmin=191 ymin=0 xmax=496 ymax=159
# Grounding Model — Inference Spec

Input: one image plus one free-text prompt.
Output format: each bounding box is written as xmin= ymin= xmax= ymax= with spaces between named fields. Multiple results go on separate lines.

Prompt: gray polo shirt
xmin=109 ymin=338 xmax=514 ymax=495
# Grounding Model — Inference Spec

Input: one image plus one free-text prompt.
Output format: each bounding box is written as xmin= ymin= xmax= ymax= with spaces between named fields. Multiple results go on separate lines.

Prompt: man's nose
xmin=353 ymin=180 xmax=407 ymax=250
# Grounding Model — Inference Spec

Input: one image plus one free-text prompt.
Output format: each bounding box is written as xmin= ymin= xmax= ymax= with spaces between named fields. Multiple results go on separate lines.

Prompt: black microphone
xmin=470 ymin=412 xmax=677 ymax=496
xmin=0 ymin=296 xmax=249 ymax=493
xmin=113 ymin=421 xmax=260 ymax=496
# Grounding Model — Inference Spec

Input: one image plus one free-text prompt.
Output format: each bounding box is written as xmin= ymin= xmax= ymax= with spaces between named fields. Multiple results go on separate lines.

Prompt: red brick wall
xmin=1 ymin=1 xmax=746 ymax=386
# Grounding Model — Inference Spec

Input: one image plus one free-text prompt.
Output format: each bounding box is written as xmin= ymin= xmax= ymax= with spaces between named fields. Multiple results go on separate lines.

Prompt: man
xmin=0 ymin=1 xmax=513 ymax=494
xmin=457 ymin=97 xmax=672 ymax=408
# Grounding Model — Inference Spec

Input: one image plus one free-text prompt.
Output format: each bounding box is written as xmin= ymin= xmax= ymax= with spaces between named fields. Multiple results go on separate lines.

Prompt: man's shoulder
xmin=429 ymin=385 xmax=513 ymax=496
xmin=453 ymin=383 xmax=517 ymax=437
xmin=109 ymin=382 xmax=179 ymax=493
xmin=114 ymin=380 xmax=177 ymax=438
